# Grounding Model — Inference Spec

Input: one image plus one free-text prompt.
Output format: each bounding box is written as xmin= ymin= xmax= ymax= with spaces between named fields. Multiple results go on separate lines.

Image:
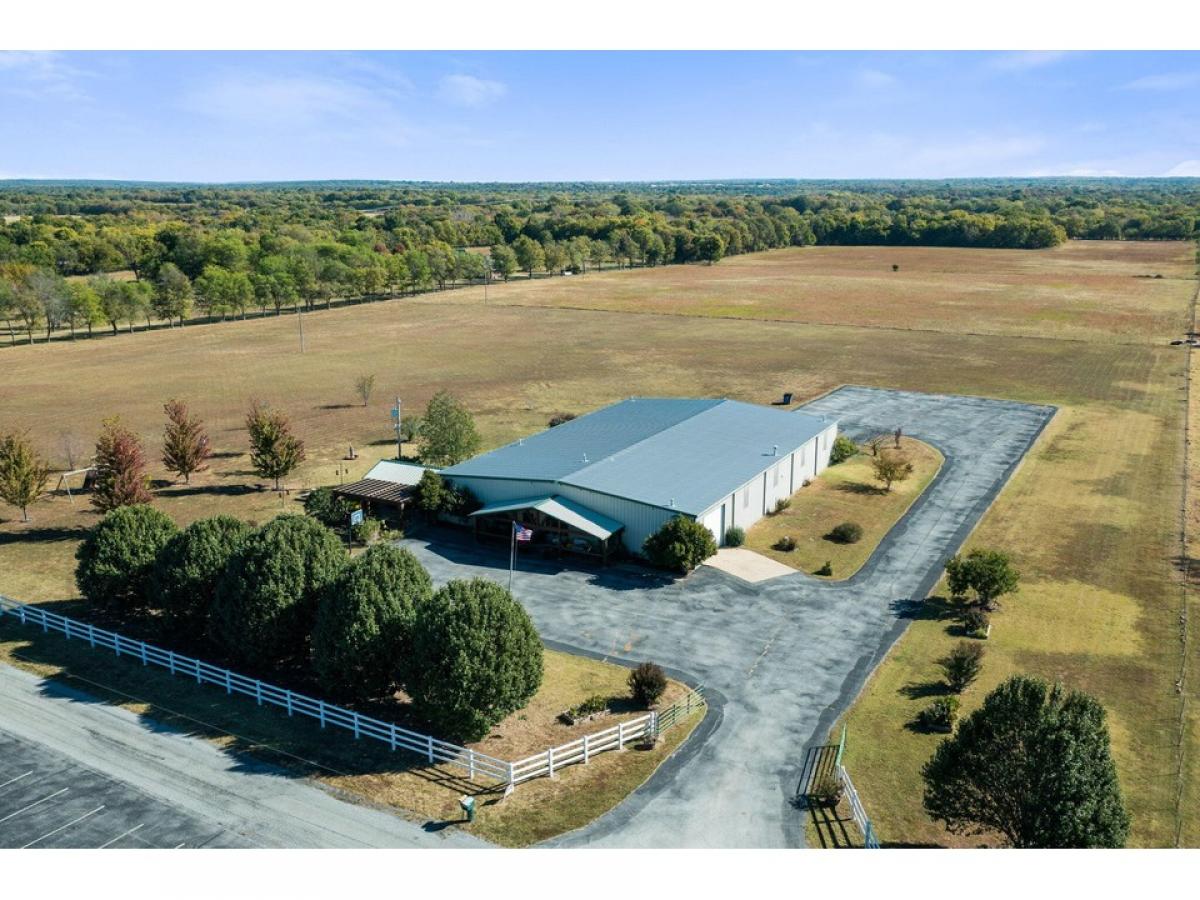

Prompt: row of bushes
xmin=74 ymin=506 xmax=543 ymax=742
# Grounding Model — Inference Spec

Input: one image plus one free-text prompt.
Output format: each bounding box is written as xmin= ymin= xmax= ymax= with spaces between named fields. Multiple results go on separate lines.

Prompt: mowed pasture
xmin=424 ymin=240 xmax=1194 ymax=344
xmin=0 ymin=240 xmax=1196 ymax=847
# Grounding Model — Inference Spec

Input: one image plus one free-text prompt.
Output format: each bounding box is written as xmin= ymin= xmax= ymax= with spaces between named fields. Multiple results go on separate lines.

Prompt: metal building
xmin=441 ymin=397 xmax=837 ymax=558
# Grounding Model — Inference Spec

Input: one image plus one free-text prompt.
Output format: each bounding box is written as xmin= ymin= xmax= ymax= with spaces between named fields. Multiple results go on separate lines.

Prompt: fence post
xmin=685 ymin=692 xmax=691 ymax=714
xmin=389 ymin=724 xmax=397 ymax=751
xmin=505 ymin=762 xmax=515 ymax=796
xmin=353 ymin=712 xmax=360 ymax=740
xmin=194 ymin=659 xmax=202 ymax=684
xmin=114 ymin=634 xmax=121 ymax=657
xmin=41 ymin=610 xmax=47 ymax=633
xmin=583 ymin=733 xmax=590 ymax=764
xmin=64 ymin=619 xmax=71 ymax=640
xmin=319 ymin=700 xmax=326 ymax=729
xmin=547 ymin=746 xmax=555 ymax=778
xmin=426 ymin=734 xmax=434 ymax=763
xmin=286 ymin=691 xmax=293 ymax=716
xmin=140 ymin=642 xmax=148 ymax=666
xmin=618 ymin=721 xmax=625 ymax=750
xmin=18 ymin=605 xmax=25 ymax=625
xmin=835 ymin=724 xmax=847 ymax=768
xmin=650 ymin=710 xmax=658 ymax=740
xmin=255 ymin=680 xmax=262 ymax=706
xmin=88 ymin=624 xmax=95 ymax=648
xmin=225 ymin=670 xmax=232 ymax=694
xmin=468 ymin=749 xmax=476 ymax=780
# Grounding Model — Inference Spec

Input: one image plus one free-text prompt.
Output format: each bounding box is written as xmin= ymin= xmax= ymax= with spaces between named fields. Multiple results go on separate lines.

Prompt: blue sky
xmin=1 ymin=51 xmax=1198 ymax=182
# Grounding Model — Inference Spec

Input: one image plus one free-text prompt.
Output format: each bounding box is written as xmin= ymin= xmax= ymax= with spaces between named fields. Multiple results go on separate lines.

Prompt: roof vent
xmin=582 ymin=452 xmax=589 ymax=463
xmin=669 ymin=498 xmax=675 ymax=508
xmin=773 ymin=444 xmax=779 ymax=456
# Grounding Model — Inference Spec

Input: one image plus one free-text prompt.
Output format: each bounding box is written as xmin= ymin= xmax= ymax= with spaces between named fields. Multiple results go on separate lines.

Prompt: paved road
xmin=0 ymin=664 xmax=485 ymax=848
xmin=402 ymin=387 xmax=1054 ymax=848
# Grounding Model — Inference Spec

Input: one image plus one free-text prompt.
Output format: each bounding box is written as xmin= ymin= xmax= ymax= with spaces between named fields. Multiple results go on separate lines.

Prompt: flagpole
xmin=509 ymin=522 xmax=515 ymax=593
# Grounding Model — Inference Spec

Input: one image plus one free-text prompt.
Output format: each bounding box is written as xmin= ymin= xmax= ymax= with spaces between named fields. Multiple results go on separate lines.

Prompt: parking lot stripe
xmin=0 ymin=771 xmax=33 ymax=790
xmin=99 ymin=823 xmax=145 ymax=849
xmin=0 ymin=787 xmax=69 ymax=824
xmin=22 ymin=806 xmax=105 ymax=848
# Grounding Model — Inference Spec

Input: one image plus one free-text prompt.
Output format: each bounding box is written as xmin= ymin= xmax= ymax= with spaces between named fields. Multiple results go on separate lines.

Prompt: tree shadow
xmin=899 ymin=679 xmax=949 ymax=701
xmin=318 ymin=404 xmax=356 ymax=411
xmin=804 ymin=799 xmax=857 ymax=849
xmin=157 ymin=484 xmax=259 ymax=499
xmin=0 ymin=525 xmax=89 ymax=545
xmin=888 ymin=594 xmax=956 ymax=622
xmin=836 ymin=482 xmax=887 ymax=496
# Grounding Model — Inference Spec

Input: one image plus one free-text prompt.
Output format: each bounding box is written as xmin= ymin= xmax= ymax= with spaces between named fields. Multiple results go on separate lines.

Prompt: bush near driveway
xmin=407 ymin=578 xmax=543 ymax=742
xmin=75 ymin=505 xmax=178 ymax=611
xmin=210 ymin=515 xmax=346 ymax=668
xmin=628 ymin=661 xmax=667 ymax=708
xmin=829 ymin=435 xmax=859 ymax=465
xmin=643 ymin=516 xmax=717 ymax=574
xmin=313 ymin=544 xmax=432 ymax=700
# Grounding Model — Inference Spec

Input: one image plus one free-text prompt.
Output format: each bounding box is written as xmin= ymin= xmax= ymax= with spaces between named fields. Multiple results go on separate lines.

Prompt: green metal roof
xmin=468 ymin=495 xmax=624 ymax=540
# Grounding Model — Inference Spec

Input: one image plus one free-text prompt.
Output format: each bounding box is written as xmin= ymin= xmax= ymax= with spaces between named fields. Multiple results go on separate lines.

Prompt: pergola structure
xmin=333 ymin=478 xmax=417 ymax=520
xmin=469 ymin=495 xmax=625 ymax=564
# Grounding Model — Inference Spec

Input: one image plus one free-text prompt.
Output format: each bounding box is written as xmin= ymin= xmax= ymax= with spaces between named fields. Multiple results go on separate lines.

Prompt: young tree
xmin=922 ymin=675 xmax=1129 ymax=848
xmin=944 ymin=549 xmax=1020 ymax=611
xmin=628 ymin=662 xmax=668 ymax=707
xmin=312 ymin=544 xmax=433 ymax=700
xmin=152 ymin=515 xmax=251 ymax=638
xmin=246 ymin=401 xmax=306 ymax=491
xmin=67 ymin=280 xmax=103 ymax=338
xmin=75 ymin=505 xmax=178 ymax=610
xmin=354 ymin=373 xmax=377 ymax=407
xmin=872 ymin=451 xmax=913 ymax=492
xmin=940 ymin=641 xmax=985 ymax=693
xmin=642 ymin=516 xmax=718 ymax=574
xmin=154 ymin=262 xmax=193 ymax=325
xmin=92 ymin=417 xmax=152 ymax=511
xmin=210 ymin=515 xmax=346 ymax=666
xmin=420 ymin=391 xmax=481 ymax=466
xmin=0 ymin=432 xmax=51 ymax=522
xmin=408 ymin=578 xmax=544 ymax=741
xmin=161 ymin=398 xmax=211 ymax=484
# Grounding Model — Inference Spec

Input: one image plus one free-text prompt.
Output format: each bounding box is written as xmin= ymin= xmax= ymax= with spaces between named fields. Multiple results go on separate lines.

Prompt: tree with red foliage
xmin=92 ymin=417 xmax=152 ymax=511
xmin=161 ymin=399 xmax=211 ymax=484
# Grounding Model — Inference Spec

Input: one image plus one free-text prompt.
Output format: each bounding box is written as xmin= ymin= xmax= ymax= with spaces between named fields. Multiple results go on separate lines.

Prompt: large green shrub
xmin=829 ymin=435 xmax=858 ymax=465
xmin=944 ymin=549 xmax=1020 ymax=611
xmin=312 ymin=544 xmax=432 ymax=700
xmin=922 ymin=676 xmax=1129 ymax=847
xmin=724 ymin=526 xmax=745 ymax=547
xmin=827 ymin=521 xmax=863 ymax=544
xmin=643 ymin=516 xmax=717 ymax=574
xmin=152 ymin=515 xmax=251 ymax=639
xmin=940 ymin=641 xmax=985 ymax=693
xmin=75 ymin=505 xmax=178 ymax=610
xmin=210 ymin=515 xmax=347 ymax=667
xmin=408 ymin=578 xmax=544 ymax=742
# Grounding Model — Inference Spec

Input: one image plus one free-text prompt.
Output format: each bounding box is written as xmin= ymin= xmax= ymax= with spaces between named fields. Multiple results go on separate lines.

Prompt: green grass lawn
xmin=744 ymin=437 xmax=942 ymax=578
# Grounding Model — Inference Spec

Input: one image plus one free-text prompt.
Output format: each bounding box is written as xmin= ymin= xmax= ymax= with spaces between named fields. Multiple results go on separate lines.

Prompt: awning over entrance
xmin=468 ymin=495 xmax=623 ymax=540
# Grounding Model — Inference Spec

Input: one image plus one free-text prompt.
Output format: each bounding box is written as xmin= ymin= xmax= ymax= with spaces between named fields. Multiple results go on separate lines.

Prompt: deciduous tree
xmin=245 ymin=401 xmax=305 ymax=491
xmin=161 ymin=398 xmax=211 ymax=484
xmin=75 ymin=504 xmax=178 ymax=610
xmin=0 ymin=432 xmax=51 ymax=522
xmin=92 ymin=417 xmax=152 ymax=511
xmin=872 ymin=450 xmax=913 ymax=492
xmin=152 ymin=515 xmax=251 ymax=639
xmin=945 ymin=549 xmax=1020 ymax=611
xmin=420 ymin=391 xmax=481 ymax=466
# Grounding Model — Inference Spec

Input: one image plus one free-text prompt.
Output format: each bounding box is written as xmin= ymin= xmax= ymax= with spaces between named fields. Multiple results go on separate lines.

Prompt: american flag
xmin=513 ymin=521 xmax=533 ymax=542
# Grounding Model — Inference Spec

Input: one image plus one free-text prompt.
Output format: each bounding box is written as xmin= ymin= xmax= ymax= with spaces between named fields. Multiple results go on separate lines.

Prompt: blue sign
xmin=350 ymin=508 xmax=364 ymax=526
xmin=390 ymin=408 xmax=400 ymax=420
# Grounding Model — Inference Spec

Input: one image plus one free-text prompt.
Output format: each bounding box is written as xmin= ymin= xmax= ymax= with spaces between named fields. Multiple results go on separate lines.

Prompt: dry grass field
xmin=0 ymin=239 xmax=1196 ymax=847
xmin=427 ymin=241 xmax=1195 ymax=344
xmin=744 ymin=437 xmax=942 ymax=577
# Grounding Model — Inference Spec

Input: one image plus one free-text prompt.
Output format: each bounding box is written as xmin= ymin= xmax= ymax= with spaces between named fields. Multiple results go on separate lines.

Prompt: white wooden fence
xmin=0 ymin=595 xmax=704 ymax=793
xmin=838 ymin=765 xmax=881 ymax=849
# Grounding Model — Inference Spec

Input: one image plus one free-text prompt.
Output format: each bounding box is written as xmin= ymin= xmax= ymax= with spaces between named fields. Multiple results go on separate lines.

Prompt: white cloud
xmin=855 ymin=68 xmax=896 ymax=89
xmin=437 ymin=74 xmax=507 ymax=107
xmin=986 ymin=51 xmax=1072 ymax=72
xmin=1121 ymin=72 xmax=1200 ymax=91
xmin=1166 ymin=160 xmax=1200 ymax=177
xmin=0 ymin=50 xmax=88 ymax=100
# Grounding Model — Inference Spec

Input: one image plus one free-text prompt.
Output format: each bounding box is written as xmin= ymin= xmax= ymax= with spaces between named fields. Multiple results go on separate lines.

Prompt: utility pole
xmin=296 ymin=303 xmax=305 ymax=353
xmin=393 ymin=396 xmax=403 ymax=460
xmin=483 ymin=254 xmax=490 ymax=304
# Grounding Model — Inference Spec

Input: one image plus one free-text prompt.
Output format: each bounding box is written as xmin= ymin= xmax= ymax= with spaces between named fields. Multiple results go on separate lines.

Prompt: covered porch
xmin=468 ymin=495 xmax=625 ymax=564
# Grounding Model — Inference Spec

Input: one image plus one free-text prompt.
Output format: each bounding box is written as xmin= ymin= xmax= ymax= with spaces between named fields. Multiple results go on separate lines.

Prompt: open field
xmin=0 ymin=239 xmax=1196 ymax=846
xmin=419 ymin=241 xmax=1196 ymax=344
xmin=744 ymin=437 xmax=942 ymax=577
xmin=0 ymin=622 xmax=701 ymax=847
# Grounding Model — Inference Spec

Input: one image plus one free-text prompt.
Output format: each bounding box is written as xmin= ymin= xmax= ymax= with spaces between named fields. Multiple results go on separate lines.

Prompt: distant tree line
xmin=2 ymin=180 xmax=1198 ymax=345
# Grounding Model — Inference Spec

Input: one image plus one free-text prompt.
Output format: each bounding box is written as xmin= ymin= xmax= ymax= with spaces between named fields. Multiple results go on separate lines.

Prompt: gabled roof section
xmin=442 ymin=398 xmax=722 ymax=481
xmin=364 ymin=460 xmax=436 ymax=486
xmin=443 ymin=397 xmax=835 ymax=516
xmin=468 ymin=495 xmax=624 ymax=540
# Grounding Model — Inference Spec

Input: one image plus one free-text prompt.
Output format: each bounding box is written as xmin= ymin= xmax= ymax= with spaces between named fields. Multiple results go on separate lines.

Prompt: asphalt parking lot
xmin=401 ymin=386 xmax=1055 ymax=848
xmin=0 ymin=729 xmax=246 ymax=849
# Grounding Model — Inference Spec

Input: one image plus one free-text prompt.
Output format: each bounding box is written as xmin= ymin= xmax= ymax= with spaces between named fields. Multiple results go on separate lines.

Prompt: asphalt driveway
xmin=401 ymin=386 xmax=1054 ymax=848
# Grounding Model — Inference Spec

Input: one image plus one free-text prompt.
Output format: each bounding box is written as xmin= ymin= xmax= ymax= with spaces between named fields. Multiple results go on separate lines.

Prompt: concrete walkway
xmin=703 ymin=548 xmax=796 ymax=583
xmin=402 ymin=386 xmax=1054 ymax=848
